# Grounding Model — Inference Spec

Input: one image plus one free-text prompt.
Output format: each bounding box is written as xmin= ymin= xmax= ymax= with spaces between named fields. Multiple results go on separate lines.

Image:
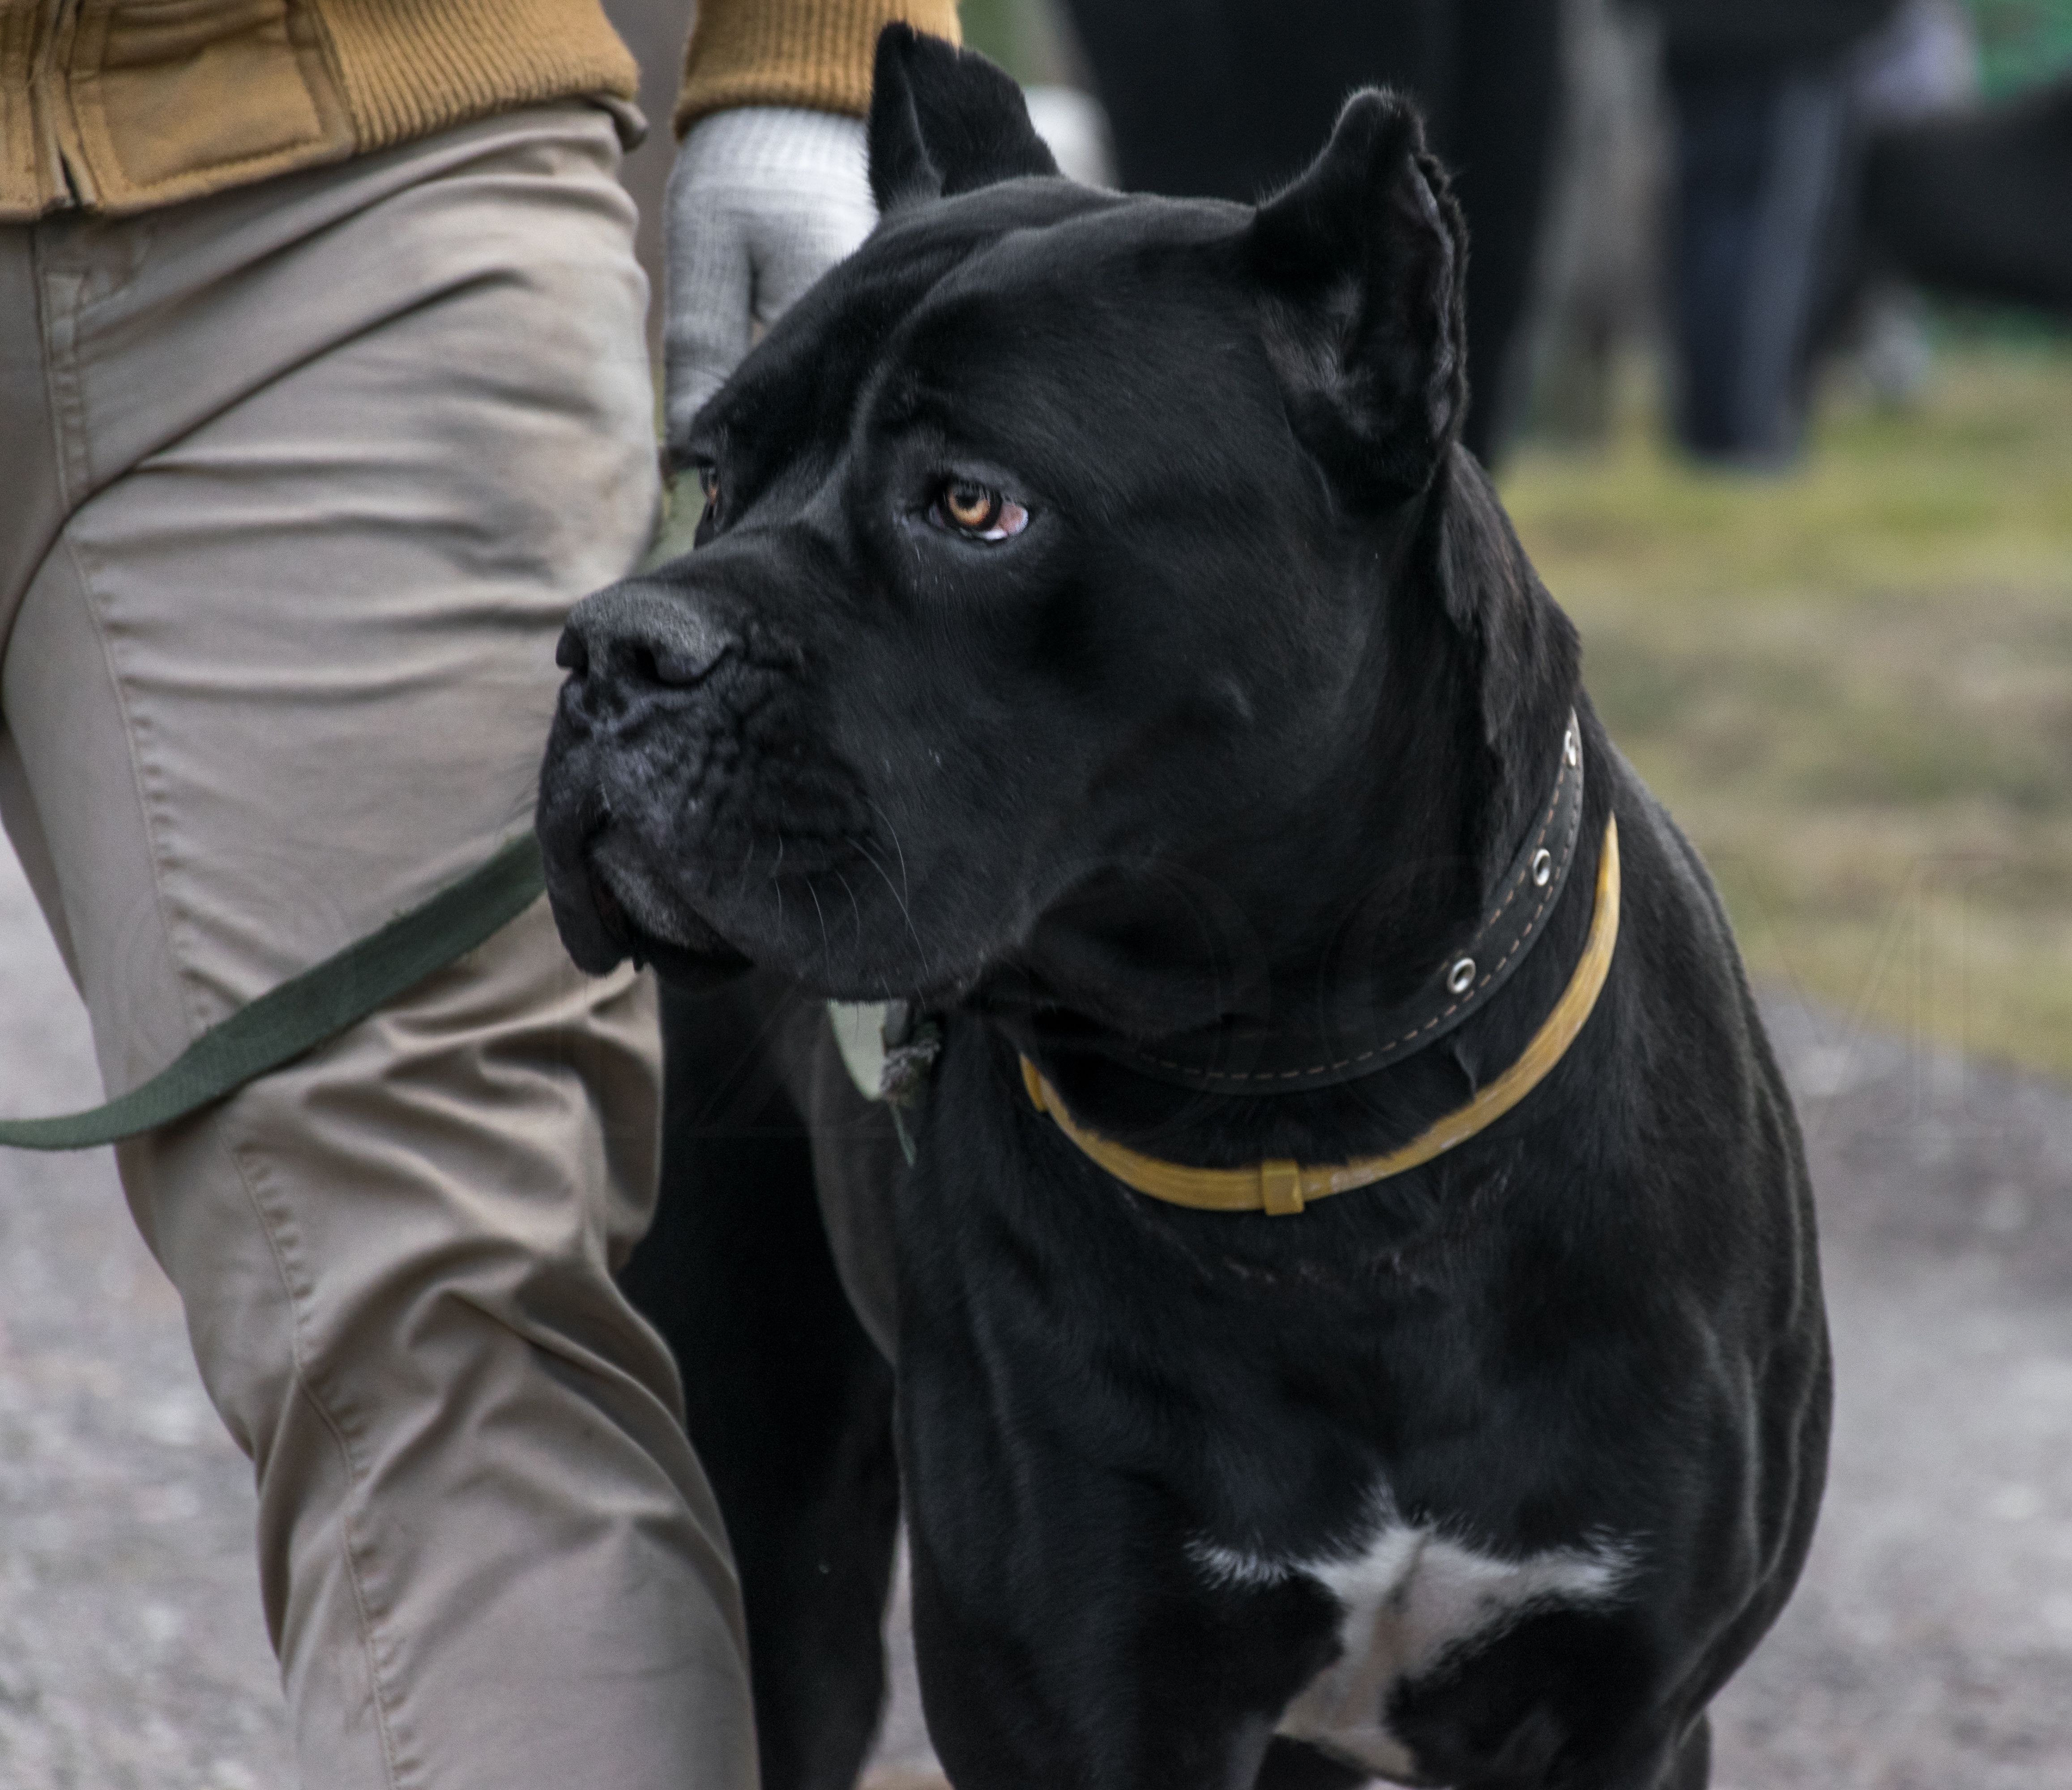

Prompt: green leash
xmin=0 ymin=835 xmax=547 ymax=1151
xmin=0 ymin=479 xmax=705 ymax=1154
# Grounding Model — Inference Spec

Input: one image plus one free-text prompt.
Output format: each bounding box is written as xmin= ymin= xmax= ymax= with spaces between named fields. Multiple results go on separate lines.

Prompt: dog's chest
xmin=1194 ymin=1516 xmax=1632 ymax=1782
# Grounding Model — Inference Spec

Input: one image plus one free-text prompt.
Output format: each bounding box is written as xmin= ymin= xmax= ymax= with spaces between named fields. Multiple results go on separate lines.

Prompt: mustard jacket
xmin=0 ymin=0 xmax=958 ymax=219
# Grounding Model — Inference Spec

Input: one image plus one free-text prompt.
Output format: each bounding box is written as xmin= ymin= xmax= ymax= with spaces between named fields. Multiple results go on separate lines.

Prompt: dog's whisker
xmin=807 ymin=878 xmax=831 ymax=976
xmin=866 ymin=798 xmax=913 ymax=917
xmin=857 ymin=836 xmax=926 ymax=967
xmin=836 ymin=869 xmax=865 ymax=951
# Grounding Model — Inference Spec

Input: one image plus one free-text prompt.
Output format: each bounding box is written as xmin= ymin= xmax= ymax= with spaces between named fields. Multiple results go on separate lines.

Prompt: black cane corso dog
xmin=539 ymin=28 xmax=1830 ymax=1790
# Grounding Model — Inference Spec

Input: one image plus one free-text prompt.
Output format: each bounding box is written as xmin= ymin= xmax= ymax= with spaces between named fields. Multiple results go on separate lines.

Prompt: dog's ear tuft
xmin=1249 ymin=90 xmax=1469 ymax=508
xmin=868 ymin=23 xmax=1060 ymax=216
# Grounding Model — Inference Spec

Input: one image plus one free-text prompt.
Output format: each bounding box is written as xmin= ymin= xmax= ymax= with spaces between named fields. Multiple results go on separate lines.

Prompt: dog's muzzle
xmin=536 ymin=578 xmax=750 ymax=980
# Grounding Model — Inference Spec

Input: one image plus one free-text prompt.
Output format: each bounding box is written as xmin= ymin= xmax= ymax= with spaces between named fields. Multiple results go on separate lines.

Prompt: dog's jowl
xmin=539 ymin=27 xmax=1830 ymax=1790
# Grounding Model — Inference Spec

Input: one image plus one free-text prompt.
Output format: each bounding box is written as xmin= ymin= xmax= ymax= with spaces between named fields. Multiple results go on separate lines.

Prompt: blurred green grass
xmin=1969 ymin=0 xmax=2072 ymax=98
xmin=1501 ymin=341 xmax=2072 ymax=1080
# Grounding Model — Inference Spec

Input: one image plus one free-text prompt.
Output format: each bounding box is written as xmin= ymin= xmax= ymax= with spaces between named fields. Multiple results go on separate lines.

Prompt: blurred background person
xmin=1641 ymin=0 xmax=1907 ymax=461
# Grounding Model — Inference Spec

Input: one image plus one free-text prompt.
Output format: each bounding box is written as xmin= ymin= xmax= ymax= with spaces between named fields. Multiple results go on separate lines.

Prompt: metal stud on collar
xmin=1564 ymin=725 xmax=1581 ymax=767
xmin=1532 ymin=848 xmax=1553 ymax=887
xmin=1446 ymin=956 xmax=1476 ymax=995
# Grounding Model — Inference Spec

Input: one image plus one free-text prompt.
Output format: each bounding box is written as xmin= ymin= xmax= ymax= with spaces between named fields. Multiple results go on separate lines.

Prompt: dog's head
xmin=538 ymin=27 xmax=1576 ymax=1033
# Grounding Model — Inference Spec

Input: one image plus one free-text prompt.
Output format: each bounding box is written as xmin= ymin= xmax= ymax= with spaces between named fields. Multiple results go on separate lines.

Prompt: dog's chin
xmin=549 ymin=855 xmax=755 ymax=992
xmin=603 ymin=880 xmax=756 ymax=991
xmin=630 ymin=924 xmax=762 ymax=994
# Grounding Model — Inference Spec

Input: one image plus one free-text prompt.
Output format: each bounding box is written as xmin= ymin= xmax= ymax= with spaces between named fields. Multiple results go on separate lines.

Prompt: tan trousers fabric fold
xmin=0 ymin=104 xmax=757 ymax=1790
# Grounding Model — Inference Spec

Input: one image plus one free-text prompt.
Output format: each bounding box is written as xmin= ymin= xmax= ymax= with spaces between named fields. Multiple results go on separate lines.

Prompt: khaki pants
xmin=0 ymin=105 xmax=756 ymax=1790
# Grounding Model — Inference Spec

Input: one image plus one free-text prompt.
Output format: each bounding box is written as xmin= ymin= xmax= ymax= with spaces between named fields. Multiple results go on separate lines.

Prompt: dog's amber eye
xmin=931 ymin=478 xmax=1030 ymax=543
xmin=945 ymin=482 xmax=997 ymax=530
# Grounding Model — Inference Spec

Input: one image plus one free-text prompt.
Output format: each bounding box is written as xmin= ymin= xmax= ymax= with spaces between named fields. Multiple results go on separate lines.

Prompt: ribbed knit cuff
xmin=0 ymin=4 xmax=67 ymax=217
xmin=320 ymin=0 xmax=641 ymax=153
xmin=674 ymin=0 xmax=962 ymax=136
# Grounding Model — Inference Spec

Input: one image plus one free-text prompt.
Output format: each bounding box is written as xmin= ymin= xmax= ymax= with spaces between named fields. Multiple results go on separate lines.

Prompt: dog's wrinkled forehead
xmin=703 ymin=187 xmax=1263 ymax=477
xmin=684 ymin=183 xmax=1262 ymax=512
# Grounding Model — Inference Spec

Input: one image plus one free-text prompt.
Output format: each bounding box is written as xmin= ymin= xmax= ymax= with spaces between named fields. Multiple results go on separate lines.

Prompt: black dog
xmin=539 ymin=29 xmax=1830 ymax=1790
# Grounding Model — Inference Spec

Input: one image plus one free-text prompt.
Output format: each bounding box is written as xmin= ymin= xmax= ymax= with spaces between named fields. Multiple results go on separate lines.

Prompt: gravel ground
xmin=3 ymin=838 xmax=2068 ymax=1789
xmin=0 ymin=848 xmax=290 ymax=1787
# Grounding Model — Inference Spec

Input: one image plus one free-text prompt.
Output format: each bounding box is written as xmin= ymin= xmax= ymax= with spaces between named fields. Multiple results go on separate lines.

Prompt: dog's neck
xmin=973 ymin=451 xmax=1588 ymax=1166
xmin=987 ymin=452 xmax=1579 ymax=1035
xmin=1021 ymin=703 xmax=1586 ymax=1095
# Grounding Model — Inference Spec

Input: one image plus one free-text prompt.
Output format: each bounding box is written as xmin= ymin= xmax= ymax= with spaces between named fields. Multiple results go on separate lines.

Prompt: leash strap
xmin=0 ymin=477 xmax=707 ymax=1155
xmin=0 ymin=835 xmax=547 ymax=1152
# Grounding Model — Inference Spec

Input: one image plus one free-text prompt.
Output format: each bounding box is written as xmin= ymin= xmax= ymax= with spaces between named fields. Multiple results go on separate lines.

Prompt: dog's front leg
xmin=622 ymin=978 xmax=901 ymax=1790
xmin=898 ymin=1405 xmax=1345 ymax=1790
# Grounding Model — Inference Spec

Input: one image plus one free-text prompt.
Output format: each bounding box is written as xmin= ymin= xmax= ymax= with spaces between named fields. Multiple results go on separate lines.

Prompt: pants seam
xmin=36 ymin=239 xmax=216 ymax=1074
xmin=217 ymin=1099 xmax=420 ymax=1790
xmin=32 ymin=232 xmax=92 ymax=516
xmin=58 ymin=524 xmax=219 ymax=1069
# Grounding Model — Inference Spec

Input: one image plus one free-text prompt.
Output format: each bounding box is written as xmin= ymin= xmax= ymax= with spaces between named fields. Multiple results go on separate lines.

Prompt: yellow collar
xmin=1019 ymin=815 xmax=1620 ymax=1215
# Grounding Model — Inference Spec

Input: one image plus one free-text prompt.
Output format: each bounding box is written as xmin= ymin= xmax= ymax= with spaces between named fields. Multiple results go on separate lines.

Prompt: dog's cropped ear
xmin=869 ymin=23 xmax=1060 ymax=216
xmin=1250 ymin=90 xmax=1468 ymax=508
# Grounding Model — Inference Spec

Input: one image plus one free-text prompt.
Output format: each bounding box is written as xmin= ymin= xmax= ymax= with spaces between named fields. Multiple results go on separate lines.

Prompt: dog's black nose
xmin=561 ymin=581 xmax=735 ymax=690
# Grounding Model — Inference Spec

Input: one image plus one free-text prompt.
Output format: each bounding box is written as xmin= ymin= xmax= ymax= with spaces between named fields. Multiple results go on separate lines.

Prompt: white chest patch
xmin=1191 ymin=1507 xmax=1634 ymax=1784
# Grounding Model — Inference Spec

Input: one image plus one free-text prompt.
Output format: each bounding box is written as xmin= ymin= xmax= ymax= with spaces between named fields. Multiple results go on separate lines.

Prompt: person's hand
xmin=663 ymin=106 xmax=878 ymax=457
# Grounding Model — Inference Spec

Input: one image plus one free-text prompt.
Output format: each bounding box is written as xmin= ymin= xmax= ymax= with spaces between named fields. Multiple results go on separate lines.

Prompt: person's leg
xmin=0 ymin=228 xmax=81 ymax=986
xmin=1732 ymin=70 xmax=1851 ymax=453
xmin=0 ymin=107 xmax=756 ymax=1790
xmin=1670 ymin=71 xmax=1777 ymax=455
xmin=1670 ymin=64 xmax=1850 ymax=461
